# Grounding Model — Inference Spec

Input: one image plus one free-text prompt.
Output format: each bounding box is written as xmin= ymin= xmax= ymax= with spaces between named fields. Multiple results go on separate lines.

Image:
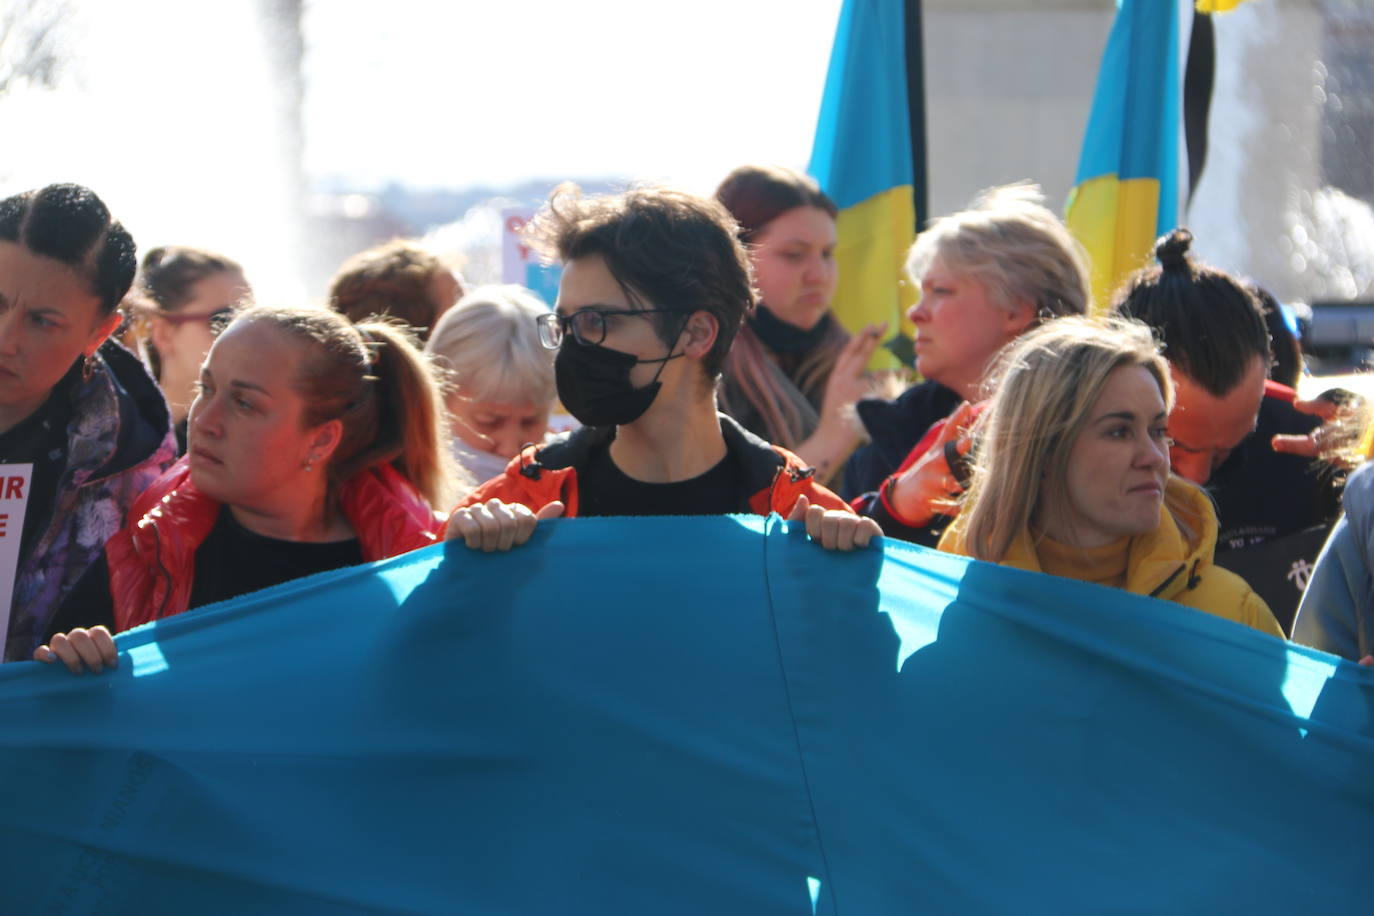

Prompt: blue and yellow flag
xmin=1066 ymin=0 xmax=1181 ymax=311
xmin=809 ymin=0 xmax=923 ymax=368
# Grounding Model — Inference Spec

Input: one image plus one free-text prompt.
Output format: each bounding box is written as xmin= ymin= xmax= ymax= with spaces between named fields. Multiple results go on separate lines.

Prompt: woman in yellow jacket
xmin=938 ymin=316 xmax=1283 ymax=638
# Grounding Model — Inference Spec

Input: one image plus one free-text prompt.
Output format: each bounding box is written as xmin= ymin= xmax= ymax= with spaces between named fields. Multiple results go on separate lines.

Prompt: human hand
xmin=888 ymin=401 xmax=976 ymax=526
xmin=1359 ymin=655 xmax=1373 ymax=667
xmin=817 ymin=322 xmax=887 ymax=427
xmin=445 ymin=499 xmax=565 ymax=552
xmin=1271 ymin=420 xmax=1359 ymax=465
xmin=787 ymin=494 xmax=882 ymax=551
xmin=34 ymin=626 xmax=118 ymax=676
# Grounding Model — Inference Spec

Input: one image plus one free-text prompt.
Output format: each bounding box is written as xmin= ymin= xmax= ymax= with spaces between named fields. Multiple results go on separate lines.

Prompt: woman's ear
xmin=681 ymin=310 xmax=719 ymax=360
xmin=1004 ymin=298 xmax=1038 ymax=337
xmin=85 ymin=311 xmax=123 ymax=358
xmin=148 ymin=314 xmax=177 ymax=357
xmin=309 ymin=418 xmax=346 ymax=465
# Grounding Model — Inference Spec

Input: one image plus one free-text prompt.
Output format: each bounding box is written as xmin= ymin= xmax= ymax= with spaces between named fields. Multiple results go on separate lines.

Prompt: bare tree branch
xmin=0 ymin=0 xmax=70 ymax=97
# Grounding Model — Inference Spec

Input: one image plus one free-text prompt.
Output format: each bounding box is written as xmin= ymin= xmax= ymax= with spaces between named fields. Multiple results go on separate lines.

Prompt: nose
xmin=907 ymin=297 xmax=928 ymax=325
xmin=190 ymin=392 xmax=223 ymax=439
xmin=1168 ymin=445 xmax=1213 ymax=485
xmin=1139 ymin=436 xmax=1171 ymax=473
xmin=489 ymin=427 xmax=525 ymax=460
xmin=803 ymin=254 xmax=828 ymax=285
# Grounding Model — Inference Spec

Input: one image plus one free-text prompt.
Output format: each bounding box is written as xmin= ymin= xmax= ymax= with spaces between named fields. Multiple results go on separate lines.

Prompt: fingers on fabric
xmin=37 ymin=627 xmax=117 ymax=676
xmin=446 ymin=499 xmax=546 ymax=552
xmin=787 ymin=494 xmax=811 ymax=521
xmin=801 ymin=503 xmax=881 ymax=551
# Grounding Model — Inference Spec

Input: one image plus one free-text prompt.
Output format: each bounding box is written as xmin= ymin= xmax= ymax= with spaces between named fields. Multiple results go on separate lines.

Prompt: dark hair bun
xmin=1154 ymin=228 xmax=1193 ymax=272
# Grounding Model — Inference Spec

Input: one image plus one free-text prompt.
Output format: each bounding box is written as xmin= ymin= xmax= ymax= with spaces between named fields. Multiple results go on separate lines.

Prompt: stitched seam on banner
xmin=760 ymin=516 xmax=837 ymax=912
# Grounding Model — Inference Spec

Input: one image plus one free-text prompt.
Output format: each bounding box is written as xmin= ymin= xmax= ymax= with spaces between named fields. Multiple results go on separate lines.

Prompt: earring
xmin=303 ymin=454 xmax=316 ymax=472
xmin=81 ymin=353 xmax=98 ymax=382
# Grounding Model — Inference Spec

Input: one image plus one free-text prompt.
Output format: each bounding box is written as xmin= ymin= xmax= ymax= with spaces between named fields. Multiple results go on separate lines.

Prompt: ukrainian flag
xmin=1065 ymin=0 xmax=1180 ymax=312
xmin=809 ymin=0 xmax=923 ymax=369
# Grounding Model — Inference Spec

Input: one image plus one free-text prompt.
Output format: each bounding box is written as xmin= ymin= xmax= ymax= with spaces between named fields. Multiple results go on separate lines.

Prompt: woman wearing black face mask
xmin=443 ymin=184 xmax=880 ymax=554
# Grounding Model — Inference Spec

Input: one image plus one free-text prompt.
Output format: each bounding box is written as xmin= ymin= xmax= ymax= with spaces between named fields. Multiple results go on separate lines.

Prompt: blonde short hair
xmin=907 ymin=182 xmax=1092 ymax=318
xmin=960 ymin=317 xmax=1174 ymax=562
xmin=425 ymin=285 xmax=556 ymax=407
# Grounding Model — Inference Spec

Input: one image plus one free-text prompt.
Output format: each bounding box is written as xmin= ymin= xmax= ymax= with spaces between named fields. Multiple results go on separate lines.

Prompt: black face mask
xmin=554 ymin=338 xmax=684 ymax=428
xmin=748 ymin=303 xmax=835 ymax=355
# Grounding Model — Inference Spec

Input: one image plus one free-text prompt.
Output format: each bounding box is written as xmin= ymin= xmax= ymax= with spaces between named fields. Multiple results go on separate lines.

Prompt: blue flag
xmin=0 ymin=516 xmax=1369 ymax=913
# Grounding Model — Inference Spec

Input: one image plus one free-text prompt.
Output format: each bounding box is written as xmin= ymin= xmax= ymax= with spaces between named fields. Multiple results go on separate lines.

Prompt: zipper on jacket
xmin=1148 ymin=564 xmax=1185 ymax=599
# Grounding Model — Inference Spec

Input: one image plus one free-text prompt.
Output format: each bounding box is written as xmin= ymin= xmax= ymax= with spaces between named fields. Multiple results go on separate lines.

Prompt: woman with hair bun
xmin=846 ymin=183 xmax=1091 ymax=545
xmin=939 ymin=316 xmax=1282 ymax=638
xmin=0 ymin=184 xmax=176 ymax=661
xmin=714 ymin=164 xmax=885 ymax=484
xmin=38 ymin=306 xmax=457 ymax=674
xmin=130 ymin=246 xmax=252 ymax=453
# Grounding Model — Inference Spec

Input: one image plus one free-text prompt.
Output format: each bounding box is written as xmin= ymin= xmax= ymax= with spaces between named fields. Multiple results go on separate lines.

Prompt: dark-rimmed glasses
xmin=536 ymin=308 xmax=689 ymax=350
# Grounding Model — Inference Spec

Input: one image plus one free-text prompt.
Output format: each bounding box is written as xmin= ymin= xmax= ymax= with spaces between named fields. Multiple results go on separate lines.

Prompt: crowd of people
xmin=1 ymin=170 xmax=1370 ymax=677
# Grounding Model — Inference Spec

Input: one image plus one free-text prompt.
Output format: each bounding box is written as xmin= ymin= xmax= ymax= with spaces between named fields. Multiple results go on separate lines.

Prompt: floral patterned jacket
xmin=5 ymin=341 xmax=175 ymax=661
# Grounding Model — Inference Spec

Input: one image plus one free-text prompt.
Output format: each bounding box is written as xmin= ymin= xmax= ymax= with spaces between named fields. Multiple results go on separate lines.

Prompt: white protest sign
xmin=0 ymin=463 xmax=34 ymax=658
xmin=501 ymin=207 xmax=562 ymax=308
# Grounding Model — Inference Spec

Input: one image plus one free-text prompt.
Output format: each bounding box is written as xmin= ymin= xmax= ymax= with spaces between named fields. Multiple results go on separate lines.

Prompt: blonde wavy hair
xmin=907 ymin=182 xmax=1092 ymax=319
xmin=959 ymin=317 xmax=1187 ymax=562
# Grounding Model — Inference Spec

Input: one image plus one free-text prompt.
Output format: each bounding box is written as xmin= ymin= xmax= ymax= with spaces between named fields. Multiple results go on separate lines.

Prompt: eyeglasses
xmin=536 ymin=307 xmax=689 ymax=350
xmin=157 ymin=306 xmax=235 ymax=333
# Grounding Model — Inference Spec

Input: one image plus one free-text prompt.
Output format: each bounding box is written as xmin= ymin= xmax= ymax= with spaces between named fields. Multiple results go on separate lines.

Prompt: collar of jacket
xmin=65 ymin=340 xmax=175 ymax=487
xmin=996 ymin=477 xmax=1217 ymax=602
xmin=520 ymin=414 xmax=799 ymax=493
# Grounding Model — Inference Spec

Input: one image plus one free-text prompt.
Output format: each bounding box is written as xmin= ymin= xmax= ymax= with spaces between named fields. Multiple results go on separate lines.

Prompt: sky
xmin=301 ymin=0 xmax=844 ymax=196
xmin=0 ymin=0 xmax=844 ymax=297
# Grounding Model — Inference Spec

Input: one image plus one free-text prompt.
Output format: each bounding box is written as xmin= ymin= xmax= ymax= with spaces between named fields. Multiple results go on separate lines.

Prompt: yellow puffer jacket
xmin=939 ymin=478 xmax=1284 ymax=639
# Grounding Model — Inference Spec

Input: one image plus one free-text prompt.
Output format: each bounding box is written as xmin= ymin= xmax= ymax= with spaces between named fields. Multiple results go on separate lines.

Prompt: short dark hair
xmin=529 ymin=184 xmax=755 ymax=379
xmin=1109 ymin=228 xmax=1270 ymax=396
xmin=714 ymin=164 xmax=837 ymax=243
xmin=0 ymin=183 xmax=137 ymax=315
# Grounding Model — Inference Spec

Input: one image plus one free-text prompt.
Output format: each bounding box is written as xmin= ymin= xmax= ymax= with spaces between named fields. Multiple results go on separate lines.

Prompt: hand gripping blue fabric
xmin=0 ymin=515 xmax=1369 ymax=914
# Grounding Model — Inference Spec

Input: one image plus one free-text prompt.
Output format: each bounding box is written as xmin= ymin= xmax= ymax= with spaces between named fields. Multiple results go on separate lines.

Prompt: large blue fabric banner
xmin=0 ymin=516 xmax=1369 ymax=913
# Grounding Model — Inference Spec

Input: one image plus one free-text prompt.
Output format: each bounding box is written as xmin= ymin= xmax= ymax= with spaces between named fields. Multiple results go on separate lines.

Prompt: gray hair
xmin=906 ymin=182 xmax=1092 ymax=318
xmin=424 ymin=285 xmax=556 ymax=407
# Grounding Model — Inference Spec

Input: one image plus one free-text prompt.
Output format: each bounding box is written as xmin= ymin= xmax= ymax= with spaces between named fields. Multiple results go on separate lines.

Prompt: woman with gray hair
xmin=938 ymin=316 xmax=1281 ymax=637
xmin=425 ymin=285 xmax=557 ymax=485
xmin=845 ymin=183 xmax=1091 ymax=544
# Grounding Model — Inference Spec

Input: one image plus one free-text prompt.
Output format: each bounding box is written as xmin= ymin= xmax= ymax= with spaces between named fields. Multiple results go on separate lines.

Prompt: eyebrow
xmin=200 ymin=368 xmax=271 ymax=397
xmin=228 ymin=380 xmax=272 ymax=397
xmin=1096 ymin=410 xmax=1167 ymax=423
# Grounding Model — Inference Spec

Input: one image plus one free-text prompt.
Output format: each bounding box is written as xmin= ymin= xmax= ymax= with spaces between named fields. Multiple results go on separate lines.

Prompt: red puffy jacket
xmin=105 ymin=457 xmax=440 ymax=632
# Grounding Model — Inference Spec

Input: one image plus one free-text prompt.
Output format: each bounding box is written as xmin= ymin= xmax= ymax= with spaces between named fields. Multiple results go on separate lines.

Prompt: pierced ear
xmin=85 ymin=312 xmax=123 ymax=357
xmin=310 ymin=418 xmax=346 ymax=464
xmin=682 ymin=310 xmax=719 ymax=360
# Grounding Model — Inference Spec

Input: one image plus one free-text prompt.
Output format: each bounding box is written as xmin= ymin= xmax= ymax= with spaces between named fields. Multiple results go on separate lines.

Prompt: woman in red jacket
xmin=37 ymin=305 xmax=456 ymax=673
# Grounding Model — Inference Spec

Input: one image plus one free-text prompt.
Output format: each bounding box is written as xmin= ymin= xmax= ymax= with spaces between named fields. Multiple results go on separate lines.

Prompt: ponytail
xmin=231 ymin=306 xmax=458 ymax=511
xmin=334 ymin=319 xmax=456 ymax=508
